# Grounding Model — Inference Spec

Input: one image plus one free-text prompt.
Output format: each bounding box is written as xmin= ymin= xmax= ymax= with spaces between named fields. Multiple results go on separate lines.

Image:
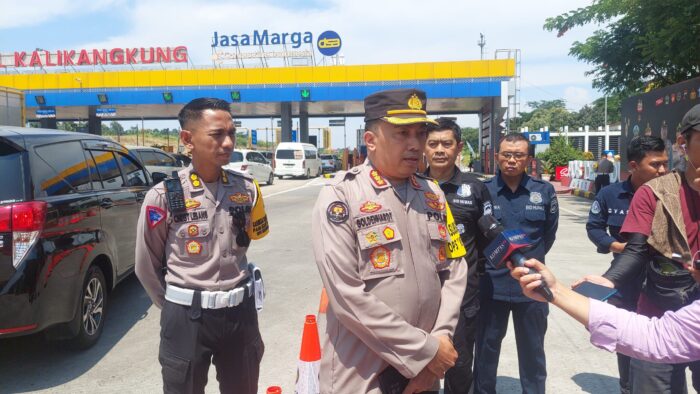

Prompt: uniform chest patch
xmin=327 ymin=201 xmax=349 ymax=224
xmin=360 ymin=201 xmax=382 ymax=213
xmin=530 ymin=192 xmax=543 ymax=204
xmin=230 ymin=193 xmax=251 ymax=204
xmin=146 ymin=206 xmax=166 ymax=228
xmin=185 ymin=198 xmax=201 ymax=210
xmin=370 ymin=246 xmax=391 ymax=269
xmin=187 ymin=224 xmax=199 ymax=237
xmin=590 ymin=201 xmax=601 ymax=215
xmin=186 ymin=240 xmax=202 ymax=255
xmin=383 ymin=226 xmax=395 ymax=240
xmin=355 ymin=211 xmax=393 ymax=229
xmin=424 ymin=192 xmax=439 ymax=201
xmin=457 ymin=184 xmax=472 ymax=197
xmin=174 ymin=209 xmax=209 ymax=223
xmin=426 ymin=200 xmax=445 ymax=211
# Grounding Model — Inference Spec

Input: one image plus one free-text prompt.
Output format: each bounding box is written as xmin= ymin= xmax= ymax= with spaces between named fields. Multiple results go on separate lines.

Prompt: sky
xmin=0 ymin=0 xmax=606 ymax=149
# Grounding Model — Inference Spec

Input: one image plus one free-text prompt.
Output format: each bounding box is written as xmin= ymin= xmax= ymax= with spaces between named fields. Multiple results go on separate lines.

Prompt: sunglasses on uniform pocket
xmin=229 ymin=208 xmax=251 ymax=248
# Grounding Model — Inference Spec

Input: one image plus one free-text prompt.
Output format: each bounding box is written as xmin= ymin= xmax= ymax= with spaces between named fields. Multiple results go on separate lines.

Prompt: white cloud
xmin=563 ymin=86 xmax=593 ymax=110
xmin=0 ymin=0 xmax=122 ymax=29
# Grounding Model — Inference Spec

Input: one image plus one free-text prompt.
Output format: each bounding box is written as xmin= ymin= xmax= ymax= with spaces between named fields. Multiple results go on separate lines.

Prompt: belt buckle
xmin=214 ymin=291 xmax=230 ymax=309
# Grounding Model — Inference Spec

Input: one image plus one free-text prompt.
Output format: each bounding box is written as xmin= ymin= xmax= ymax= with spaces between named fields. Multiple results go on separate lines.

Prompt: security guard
xmin=474 ymin=133 xmax=558 ymax=394
xmin=312 ymin=89 xmax=468 ymax=393
xmin=424 ymin=117 xmax=493 ymax=394
xmin=585 ymin=135 xmax=667 ymax=394
xmin=135 ymin=98 xmax=269 ymax=394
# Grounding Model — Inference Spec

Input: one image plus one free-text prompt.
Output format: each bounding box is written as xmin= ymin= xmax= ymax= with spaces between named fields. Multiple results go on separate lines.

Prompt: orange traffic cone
xmin=267 ymin=387 xmax=282 ymax=394
xmin=295 ymin=314 xmax=321 ymax=394
xmin=318 ymin=288 xmax=328 ymax=314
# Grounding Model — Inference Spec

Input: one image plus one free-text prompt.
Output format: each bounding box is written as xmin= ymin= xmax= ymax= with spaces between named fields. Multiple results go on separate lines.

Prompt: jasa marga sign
xmin=212 ymin=30 xmax=341 ymax=56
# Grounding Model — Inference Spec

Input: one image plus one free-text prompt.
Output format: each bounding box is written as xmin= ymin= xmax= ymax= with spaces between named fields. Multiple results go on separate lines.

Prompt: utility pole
xmin=478 ymin=34 xmax=486 ymax=60
xmin=604 ymin=95 xmax=608 ymax=127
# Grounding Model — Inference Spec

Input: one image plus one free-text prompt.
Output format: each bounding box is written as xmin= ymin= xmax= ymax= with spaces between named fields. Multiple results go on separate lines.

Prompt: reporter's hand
xmin=609 ymin=241 xmax=627 ymax=254
xmin=425 ymin=335 xmax=457 ymax=378
xmin=571 ymin=275 xmax=615 ymax=290
xmin=509 ymin=259 xmax=557 ymax=302
xmin=402 ymin=368 xmax=438 ymax=394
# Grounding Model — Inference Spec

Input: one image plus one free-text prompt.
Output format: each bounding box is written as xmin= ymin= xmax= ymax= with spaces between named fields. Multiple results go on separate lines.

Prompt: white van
xmin=274 ymin=142 xmax=322 ymax=179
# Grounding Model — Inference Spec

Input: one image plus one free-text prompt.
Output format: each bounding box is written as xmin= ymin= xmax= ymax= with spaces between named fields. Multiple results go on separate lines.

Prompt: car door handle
xmin=100 ymin=198 xmax=114 ymax=209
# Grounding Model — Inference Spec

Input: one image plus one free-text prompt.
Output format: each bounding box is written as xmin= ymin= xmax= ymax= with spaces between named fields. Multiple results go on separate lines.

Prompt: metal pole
xmin=343 ymin=117 xmax=347 ymax=151
xmin=604 ymin=95 xmax=608 ymax=128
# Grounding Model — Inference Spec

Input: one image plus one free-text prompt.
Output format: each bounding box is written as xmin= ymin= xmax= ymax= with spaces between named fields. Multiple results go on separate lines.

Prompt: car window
xmin=0 ymin=141 xmax=25 ymax=203
xmin=84 ymin=150 xmax=105 ymax=190
xmin=155 ymin=152 xmax=177 ymax=166
xmin=89 ymin=150 xmax=125 ymax=190
xmin=137 ymin=150 xmax=160 ymax=166
xmin=304 ymin=149 xmax=317 ymax=159
xmin=32 ymin=141 xmax=92 ymax=197
xmin=246 ymin=152 xmax=258 ymax=163
xmin=230 ymin=151 xmax=243 ymax=162
xmin=276 ymin=149 xmax=302 ymax=160
xmin=254 ymin=153 xmax=267 ymax=163
xmin=116 ymin=152 xmax=148 ymax=186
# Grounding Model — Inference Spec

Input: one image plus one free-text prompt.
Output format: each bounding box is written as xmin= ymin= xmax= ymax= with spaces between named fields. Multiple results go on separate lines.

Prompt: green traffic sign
xmin=300 ymin=89 xmax=311 ymax=101
xmin=231 ymin=91 xmax=241 ymax=101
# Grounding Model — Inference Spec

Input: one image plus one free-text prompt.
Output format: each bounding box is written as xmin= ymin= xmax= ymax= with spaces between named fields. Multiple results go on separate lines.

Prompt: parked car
xmin=274 ymin=142 xmax=322 ymax=179
xmin=127 ymin=145 xmax=185 ymax=179
xmin=224 ymin=149 xmax=275 ymax=185
xmin=320 ymin=154 xmax=338 ymax=173
xmin=0 ymin=127 xmax=150 ymax=348
xmin=259 ymin=151 xmax=273 ymax=163
xmin=172 ymin=152 xmax=192 ymax=167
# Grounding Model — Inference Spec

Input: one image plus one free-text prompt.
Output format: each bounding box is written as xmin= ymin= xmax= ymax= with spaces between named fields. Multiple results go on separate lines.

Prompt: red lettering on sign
xmin=93 ymin=49 xmax=107 ymax=65
xmin=125 ymin=48 xmax=137 ymax=64
xmin=28 ymin=51 xmax=42 ymax=67
xmin=63 ymin=50 xmax=75 ymax=66
xmin=14 ymin=52 xmax=26 ymax=67
xmin=44 ymin=51 xmax=56 ymax=67
xmin=173 ymin=46 xmax=188 ymax=63
xmin=77 ymin=50 xmax=91 ymax=65
xmin=140 ymin=47 xmax=154 ymax=64
xmin=110 ymin=48 xmax=124 ymax=64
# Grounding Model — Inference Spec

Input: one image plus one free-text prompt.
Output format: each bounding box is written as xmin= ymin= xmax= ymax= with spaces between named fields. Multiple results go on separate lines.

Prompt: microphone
xmin=478 ymin=215 xmax=554 ymax=301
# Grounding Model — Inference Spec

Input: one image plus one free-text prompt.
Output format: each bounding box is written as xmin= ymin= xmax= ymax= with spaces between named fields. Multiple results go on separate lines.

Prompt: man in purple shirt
xmin=510 ymin=259 xmax=700 ymax=364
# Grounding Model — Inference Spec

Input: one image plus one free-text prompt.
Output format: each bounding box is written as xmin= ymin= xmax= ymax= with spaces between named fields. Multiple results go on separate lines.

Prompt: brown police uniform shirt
xmin=312 ymin=160 xmax=468 ymax=394
xmin=135 ymin=164 xmax=265 ymax=308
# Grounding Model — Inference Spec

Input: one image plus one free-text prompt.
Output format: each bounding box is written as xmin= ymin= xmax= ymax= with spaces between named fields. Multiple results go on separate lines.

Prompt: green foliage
xmin=536 ymin=137 xmax=584 ymax=174
xmin=511 ymin=99 xmax=621 ymax=132
xmin=545 ymin=0 xmax=700 ymax=94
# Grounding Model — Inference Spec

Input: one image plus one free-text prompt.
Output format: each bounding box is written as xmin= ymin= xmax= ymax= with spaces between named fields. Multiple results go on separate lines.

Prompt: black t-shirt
xmin=426 ymin=167 xmax=493 ymax=311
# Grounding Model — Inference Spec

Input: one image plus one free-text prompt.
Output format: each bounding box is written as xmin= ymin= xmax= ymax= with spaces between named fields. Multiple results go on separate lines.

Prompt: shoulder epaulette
xmin=328 ymin=168 xmax=358 ymax=186
xmin=224 ymin=168 xmax=254 ymax=180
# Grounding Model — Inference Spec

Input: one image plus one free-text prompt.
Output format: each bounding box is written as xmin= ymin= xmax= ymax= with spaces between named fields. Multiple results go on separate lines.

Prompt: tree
xmin=515 ymin=100 xmax=577 ymax=132
xmin=536 ymin=137 xmax=584 ymax=174
xmin=109 ymin=121 xmax=124 ymax=135
xmin=545 ymin=0 xmax=700 ymax=94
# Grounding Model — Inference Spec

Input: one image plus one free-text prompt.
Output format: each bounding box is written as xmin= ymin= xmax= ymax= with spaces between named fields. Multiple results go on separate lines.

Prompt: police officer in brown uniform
xmin=312 ymin=89 xmax=468 ymax=394
xmin=135 ymin=98 xmax=269 ymax=394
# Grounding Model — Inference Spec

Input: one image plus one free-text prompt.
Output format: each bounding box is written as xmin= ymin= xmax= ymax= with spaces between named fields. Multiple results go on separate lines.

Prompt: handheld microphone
xmin=478 ymin=215 xmax=554 ymax=301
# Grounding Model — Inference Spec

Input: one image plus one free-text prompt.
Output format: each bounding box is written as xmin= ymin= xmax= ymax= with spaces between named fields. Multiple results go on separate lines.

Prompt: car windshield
xmin=0 ymin=141 xmax=26 ymax=204
xmin=320 ymin=155 xmax=334 ymax=160
xmin=230 ymin=151 xmax=244 ymax=162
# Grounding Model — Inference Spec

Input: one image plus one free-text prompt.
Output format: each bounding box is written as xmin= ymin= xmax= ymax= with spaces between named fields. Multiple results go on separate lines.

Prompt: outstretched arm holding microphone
xmin=510 ymin=259 xmax=700 ymax=364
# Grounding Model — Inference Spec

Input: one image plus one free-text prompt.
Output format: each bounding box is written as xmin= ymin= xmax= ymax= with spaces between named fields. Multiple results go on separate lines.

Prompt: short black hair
xmin=429 ymin=117 xmax=461 ymax=143
xmin=178 ymin=98 xmax=231 ymax=129
xmin=627 ymin=136 xmax=665 ymax=163
xmin=497 ymin=132 xmax=530 ymax=152
xmin=365 ymin=119 xmax=381 ymax=132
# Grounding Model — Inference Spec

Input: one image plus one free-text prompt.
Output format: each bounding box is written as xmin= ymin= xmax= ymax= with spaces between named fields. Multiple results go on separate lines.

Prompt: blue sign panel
xmin=36 ymin=108 xmax=56 ymax=118
xmin=522 ymin=131 xmax=550 ymax=145
xmin=317 ymin=30 xmax=341 ymax=56
xmin=251 ymin=129 xmax=257 ymax=145
xmin=95 ymin=108 xmax=117 ymax=117
xmin=291 ymin=130 xmax=297 ymax=142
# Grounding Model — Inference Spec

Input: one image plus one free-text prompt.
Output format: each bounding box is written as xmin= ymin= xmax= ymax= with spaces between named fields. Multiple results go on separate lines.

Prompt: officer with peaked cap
xmin=312 ymin=88 xmax=469 ymax=393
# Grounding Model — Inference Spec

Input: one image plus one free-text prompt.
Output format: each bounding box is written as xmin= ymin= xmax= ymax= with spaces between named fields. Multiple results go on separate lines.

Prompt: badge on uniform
xmin=383 ymin=226 xmax=395 ymax=240
xmin=410 ymin=175 xmax=421 ymax=190
xmin=426 ymin=200 xmax=445 ymax=211
xmin=370 ymin=246 xmax=391 ymax=269
xmin=590 ymin=200 xmax=601 ymax=215
xmin=230 ymin=192 xmax=251 ymax=204
xmin=424 ymin=192 xmax=439 ymax=201
xmin=551 ymin=196 xmax=559 ymax=214
xmin=185 ymin=198 xmax=201 ymax=210
xmin=438 ymin=245 xmax=447 ymax=262
xmin=457 ymin=184 xmax=472 ymax=198
xmin=360 ymin=201 xmax=382 ymax=213
xmin=369 ymin=170 xmax=387 ymax=187
xmin=221 ymin=171 xmax=229 ymax=184
xmin=189 ymin=173 xmax=202 ymax=188
xmin=483 ymin=201 xmax=493 ymax=216
xmin=146 ymin=206 xmax=166 ymax=228
xmin=187 ymin=224 xmax=199 ymax=237
xmin=186 ymin=240 xmax=202 ymax=255
xmin=327 ymin=201 xmax=349 ymax=224
xmin=438 ymin=223 xmax=448 ymax=240
xmin=530 ymin=192 xmax=543 ymax=204
xmin=365 ymin=231 xmax=379 ymax=245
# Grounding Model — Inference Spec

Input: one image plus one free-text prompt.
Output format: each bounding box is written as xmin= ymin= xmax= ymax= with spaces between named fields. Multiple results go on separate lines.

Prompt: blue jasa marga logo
xmin=317 ymin=30 xmax=341 ymax=56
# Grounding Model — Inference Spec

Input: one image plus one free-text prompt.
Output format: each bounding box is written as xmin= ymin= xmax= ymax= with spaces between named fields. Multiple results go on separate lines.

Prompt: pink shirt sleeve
xmin=620 ymin=185 xmax=656 ymax=237
xmin=588 ymin=298 xmax=700 ymax=364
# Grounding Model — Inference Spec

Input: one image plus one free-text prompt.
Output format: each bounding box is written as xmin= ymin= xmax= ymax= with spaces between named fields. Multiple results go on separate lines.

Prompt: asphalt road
xmin=0 ymin=177 xmax=688 ymax=393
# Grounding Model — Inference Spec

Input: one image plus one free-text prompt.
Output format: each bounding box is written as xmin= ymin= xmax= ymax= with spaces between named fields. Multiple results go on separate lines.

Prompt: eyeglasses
xmin=499 ymin=152 xmax=528 ymax=160
xmin=229 ymin=209 xmax=251 ymax=247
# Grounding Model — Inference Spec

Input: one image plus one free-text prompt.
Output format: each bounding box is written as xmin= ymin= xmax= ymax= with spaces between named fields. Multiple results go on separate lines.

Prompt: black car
xmin=0 ymin=127 xmax=150 ymax=348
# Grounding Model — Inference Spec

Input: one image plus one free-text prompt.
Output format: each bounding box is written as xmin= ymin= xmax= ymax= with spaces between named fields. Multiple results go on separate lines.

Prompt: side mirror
xmin=151 ymin=172 xmax=168 ymax=185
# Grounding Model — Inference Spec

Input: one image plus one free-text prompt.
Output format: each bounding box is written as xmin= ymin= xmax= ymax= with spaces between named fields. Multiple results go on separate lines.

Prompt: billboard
xmin=621 ymin=77 xmax=700 ymax=170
